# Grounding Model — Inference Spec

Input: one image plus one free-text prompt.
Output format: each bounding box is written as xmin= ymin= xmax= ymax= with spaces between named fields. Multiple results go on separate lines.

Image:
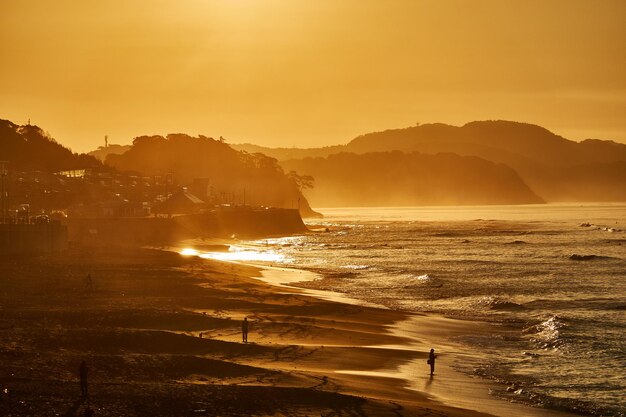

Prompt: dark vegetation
xmin=0 ymin=119 xmax=111 ymax=213
xmin=0 ymin=120 xmax=101 ymax=172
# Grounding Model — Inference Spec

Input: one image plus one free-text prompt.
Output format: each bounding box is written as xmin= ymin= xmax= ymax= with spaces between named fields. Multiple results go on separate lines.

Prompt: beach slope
xmin=0 ymin=245 xmax=534 ymax=416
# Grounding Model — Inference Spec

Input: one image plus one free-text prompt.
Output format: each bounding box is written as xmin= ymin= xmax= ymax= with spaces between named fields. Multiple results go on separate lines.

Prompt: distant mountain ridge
xmin=235 ymin=121 xmax=626 ymax=203
xmin=235 ymin=121 xmax=626 ymax=166
xmin=347 ymin=121 xmax=626 ymax=167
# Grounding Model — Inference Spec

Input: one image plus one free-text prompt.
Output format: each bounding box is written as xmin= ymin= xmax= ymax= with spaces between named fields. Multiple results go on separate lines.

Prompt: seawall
xmin=67 ymin=207 xmax=308 ymax=246
xmin=0 ymin=222 xmax=68 ymax=255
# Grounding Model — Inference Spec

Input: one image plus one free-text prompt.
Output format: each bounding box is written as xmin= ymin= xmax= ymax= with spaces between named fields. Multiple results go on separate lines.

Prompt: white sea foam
xmin=413 ymin=273 xmax=432 ymax=281
xmin=284 ymin=204 xmax=626 ymax=415
xmin=341 ymin=264 xmax=371 ymax=270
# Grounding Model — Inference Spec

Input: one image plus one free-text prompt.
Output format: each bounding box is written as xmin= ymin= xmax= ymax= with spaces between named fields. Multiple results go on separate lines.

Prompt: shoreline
xmin=244 ymin=260 xmax=581 ymax=417
xmin=0 ymin=243 xmax=583 ymax=416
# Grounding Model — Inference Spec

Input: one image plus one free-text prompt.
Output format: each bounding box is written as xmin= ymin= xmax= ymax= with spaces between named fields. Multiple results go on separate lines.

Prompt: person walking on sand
xmin=427 ymin=348 xmax=437 ymax=375
xmin=79 ymin=360 xmax=89 ymax=398
xmin=85 ymin=274 xmax=93 ymax=291
xmin=242 ymin=317 xmax=249 ymax=343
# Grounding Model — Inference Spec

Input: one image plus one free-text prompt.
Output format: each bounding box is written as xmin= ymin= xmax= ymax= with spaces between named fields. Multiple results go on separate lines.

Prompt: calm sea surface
xmin=239 ymin=204 xmax=625 ymax=416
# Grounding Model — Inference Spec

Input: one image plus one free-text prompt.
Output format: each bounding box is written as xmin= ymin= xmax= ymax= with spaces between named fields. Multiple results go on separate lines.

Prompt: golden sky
xmin=1 ymin=0 xmax=625 ymax=152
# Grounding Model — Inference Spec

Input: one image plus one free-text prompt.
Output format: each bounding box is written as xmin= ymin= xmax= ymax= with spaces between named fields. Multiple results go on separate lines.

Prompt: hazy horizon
xmin=1 ymin=0 xmax=625 ymax=153
xmin=6 ymin=118 xmax=622 ymax=153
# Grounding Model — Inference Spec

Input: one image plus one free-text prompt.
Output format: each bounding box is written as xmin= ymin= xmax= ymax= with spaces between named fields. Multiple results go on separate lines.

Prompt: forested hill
xmin=106 ymin=134 xmax=318 ymax=217
xmin=342 ymin=121 xmax=626 ymax=202
xmin=281 ymin=151 xmax=544 ymax=207
xmin=236 ymin=121 xmax=626 ymax=203
xmin=346 ymin=121 xmax=626 ymax=167
xmin=0 ymin=119 xmax=101 ymax=172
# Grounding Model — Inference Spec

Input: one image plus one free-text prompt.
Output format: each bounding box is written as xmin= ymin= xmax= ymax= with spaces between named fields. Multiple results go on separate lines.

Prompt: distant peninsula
xmin=234 ymin=120 xmax=626 ymax=206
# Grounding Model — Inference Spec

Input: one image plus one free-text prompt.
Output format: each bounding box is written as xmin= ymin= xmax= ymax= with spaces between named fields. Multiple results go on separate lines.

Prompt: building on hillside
xmin=153 ymin=190 xmax=205 ymax=216
xmin=190 ymin=178 xmax=212 ymax=201
xmin=69 ymin=196 xmax=149 ymax=218
xmin=101 ymin=197 xmax=149 ymax=217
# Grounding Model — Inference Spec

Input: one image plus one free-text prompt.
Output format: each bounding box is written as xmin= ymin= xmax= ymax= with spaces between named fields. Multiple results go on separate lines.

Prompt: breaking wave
xmin=524 ymin=316 xmax=567 ymax=349
xmin=476 ymin=296 xmax=526 ymax=311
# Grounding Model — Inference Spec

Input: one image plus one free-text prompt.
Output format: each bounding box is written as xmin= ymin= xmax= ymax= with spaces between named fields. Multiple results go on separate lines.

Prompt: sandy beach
xmin=0 ymin=243 xmax=580 ymax=416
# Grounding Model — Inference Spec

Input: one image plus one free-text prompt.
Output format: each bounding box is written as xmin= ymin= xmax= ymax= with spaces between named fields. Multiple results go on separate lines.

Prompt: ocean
xmin=209 ymin=204 xmax=626 ymax=416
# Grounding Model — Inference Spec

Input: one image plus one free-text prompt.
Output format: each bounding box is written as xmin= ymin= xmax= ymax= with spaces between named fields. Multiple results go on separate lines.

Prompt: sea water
xmin=249 ymin=204 xmax=625 ymax=416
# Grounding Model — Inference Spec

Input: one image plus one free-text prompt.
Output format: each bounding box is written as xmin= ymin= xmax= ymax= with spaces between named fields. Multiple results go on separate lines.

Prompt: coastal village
xmin=0 ymin=124 xmax=451 ymax=417
xmin=0 ymin=121 xmax=313 ymax=255
xmin=0 ymin=164 xmax=308 ymax=255
xmin=3 ymin=122 xmax=425 ymax=417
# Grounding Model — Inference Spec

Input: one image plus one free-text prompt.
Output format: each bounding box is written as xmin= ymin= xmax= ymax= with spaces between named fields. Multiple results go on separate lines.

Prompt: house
xmin=154 ymin=190 xmax=205 ymax=215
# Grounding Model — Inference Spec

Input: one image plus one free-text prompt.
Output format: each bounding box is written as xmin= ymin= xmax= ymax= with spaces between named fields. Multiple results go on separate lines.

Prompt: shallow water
xmin=248 ymin=204 xmax=625 ymax=416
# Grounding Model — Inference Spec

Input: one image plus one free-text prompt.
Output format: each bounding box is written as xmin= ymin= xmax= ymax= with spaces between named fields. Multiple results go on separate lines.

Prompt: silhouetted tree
xmin=287 ymin=171 xmax=314 ymax=191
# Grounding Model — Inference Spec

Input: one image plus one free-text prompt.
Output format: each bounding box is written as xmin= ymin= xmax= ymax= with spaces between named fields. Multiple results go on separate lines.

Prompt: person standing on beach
xmin=79 ymin=360 xmax=89 ymax=398
xmin=242 ymin=317 xmax=249 ymax=343
xmin=427 ymin=348 xmax=437 ymax=375
xmin=85 ymin=274 xmax=93 ymax=291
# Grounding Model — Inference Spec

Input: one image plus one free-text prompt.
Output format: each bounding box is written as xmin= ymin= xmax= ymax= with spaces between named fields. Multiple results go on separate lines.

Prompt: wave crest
xmin=476 ymin=296 xmax=525 ymax=311
xmin=524 ymin=316 xmax=567 ymax=349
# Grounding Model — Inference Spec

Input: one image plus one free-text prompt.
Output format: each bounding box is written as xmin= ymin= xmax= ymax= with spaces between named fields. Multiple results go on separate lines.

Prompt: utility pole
xmin=105 ymin=135 xmax=108 ymax=148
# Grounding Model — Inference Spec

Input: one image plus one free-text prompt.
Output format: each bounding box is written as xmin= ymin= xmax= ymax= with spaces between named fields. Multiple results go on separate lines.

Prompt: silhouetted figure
xmin=85 ymin=274 xmax=93 ymax=291
xmin=427 ymin=348 xmax=437 ymax=375
xmin=242 ymin=317 xmax=249 ymax=343
xmin=79 ymin=360 xmax=89 ymax=398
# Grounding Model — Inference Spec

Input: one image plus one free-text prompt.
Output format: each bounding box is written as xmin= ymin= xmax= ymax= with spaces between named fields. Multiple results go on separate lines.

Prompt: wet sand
xmin=0 ymin=244 xmax=578 ymax=416
xmin=251 ymin=264 xmax=580 ymax=417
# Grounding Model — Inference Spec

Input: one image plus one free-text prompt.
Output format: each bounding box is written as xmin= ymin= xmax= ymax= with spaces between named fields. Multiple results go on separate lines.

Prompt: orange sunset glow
xmin=1 ymin=2 xmax=625 ymax=417
xmin=1 ymin=0 xmax=625 ymax=152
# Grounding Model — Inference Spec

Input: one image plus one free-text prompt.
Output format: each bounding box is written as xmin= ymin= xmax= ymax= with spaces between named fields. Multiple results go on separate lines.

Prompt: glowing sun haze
xmin=1 ymin=0 xmax=624 ymax=152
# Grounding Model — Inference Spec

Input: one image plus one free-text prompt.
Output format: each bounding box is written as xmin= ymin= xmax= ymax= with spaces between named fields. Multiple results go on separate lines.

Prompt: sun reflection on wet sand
xmin=179 ymin=246 xmax=287 ymax=263
xmin=179 ymin=246 xmax=378 ymax=306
